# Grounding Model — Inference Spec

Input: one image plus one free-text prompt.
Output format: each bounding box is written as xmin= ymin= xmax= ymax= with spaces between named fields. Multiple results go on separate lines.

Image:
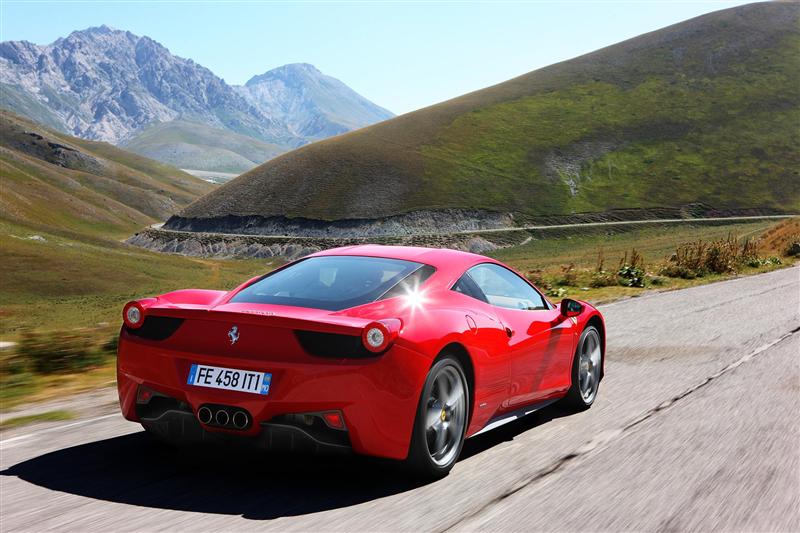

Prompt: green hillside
xmin=0 ymin=110 xmax=264 ymax=336
xmin=122 ymin=120 xmax=286 ymax=174
xmin=0 ymin=110 xmax=212 ymax=237
xmin=178 ymin=2 xmax=800 ymax=223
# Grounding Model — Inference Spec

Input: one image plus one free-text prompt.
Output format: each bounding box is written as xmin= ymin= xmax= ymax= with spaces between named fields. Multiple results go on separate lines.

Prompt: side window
xmin=466 ymin=264 xmax=547 ymax=311
xmin=452 ymin=274 xmax=488 ymax=303
xmin=379 ymin=265 xmax=437 ymax=300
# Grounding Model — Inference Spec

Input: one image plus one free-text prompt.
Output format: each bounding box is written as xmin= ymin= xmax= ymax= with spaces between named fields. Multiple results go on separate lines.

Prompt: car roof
xmin=309 ymin=245 xmax=496 ymax=272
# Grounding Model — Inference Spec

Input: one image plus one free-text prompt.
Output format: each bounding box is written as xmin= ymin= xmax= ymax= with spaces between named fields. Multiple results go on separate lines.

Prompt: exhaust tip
xmin=197 ymin=406 xmax=212 ymax=424
xmin=232 ymin=410 xmax=250 ymax=430
xmin=215 ymin=409 xmax=230 ymax=426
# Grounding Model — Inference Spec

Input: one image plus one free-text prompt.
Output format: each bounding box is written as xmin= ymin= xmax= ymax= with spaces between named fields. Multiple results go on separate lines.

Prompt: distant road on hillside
xmin=147 ymin=214 xmax=797 ymax=240
xmin=463 ymin=214 xmax=797 ymax=235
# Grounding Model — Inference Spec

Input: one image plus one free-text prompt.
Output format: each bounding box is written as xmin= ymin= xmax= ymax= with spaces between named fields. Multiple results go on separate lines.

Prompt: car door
xmin=464 ymin=263 xmax=576 ymax=407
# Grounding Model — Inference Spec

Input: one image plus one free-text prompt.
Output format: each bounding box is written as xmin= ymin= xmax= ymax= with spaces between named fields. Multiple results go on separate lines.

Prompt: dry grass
xmin=759 ymin=217 xmax=800 ymax=256
xmin=497 ymin=219 xmax=795 ymax=305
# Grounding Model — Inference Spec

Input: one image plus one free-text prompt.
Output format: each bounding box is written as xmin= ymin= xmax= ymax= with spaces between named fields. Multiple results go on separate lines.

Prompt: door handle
xmin=505 ymin=326 xmax=514 ymax=338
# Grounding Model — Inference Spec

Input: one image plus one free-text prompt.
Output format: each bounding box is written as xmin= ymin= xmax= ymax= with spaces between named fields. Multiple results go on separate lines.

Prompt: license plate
xmin=187 ymin=364 xmax=271 ymax=395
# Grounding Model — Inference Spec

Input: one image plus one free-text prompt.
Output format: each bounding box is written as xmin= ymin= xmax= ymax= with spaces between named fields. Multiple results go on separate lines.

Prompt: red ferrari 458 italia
xmin=117 ymin=245 xmax=605 ymax=477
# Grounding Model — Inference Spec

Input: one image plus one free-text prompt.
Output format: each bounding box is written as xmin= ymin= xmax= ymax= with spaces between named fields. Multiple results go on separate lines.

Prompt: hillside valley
xmin=0 ymin=110 xmax=264 ymax=335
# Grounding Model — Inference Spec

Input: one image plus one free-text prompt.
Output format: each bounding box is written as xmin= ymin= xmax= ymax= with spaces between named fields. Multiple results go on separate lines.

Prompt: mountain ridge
xmin=0 ymin=26 xmax=393 ymax=173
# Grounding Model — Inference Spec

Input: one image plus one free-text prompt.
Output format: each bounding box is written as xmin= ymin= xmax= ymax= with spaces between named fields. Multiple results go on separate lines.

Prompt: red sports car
xmin=117 ymin=245 xmax=605 ymax=477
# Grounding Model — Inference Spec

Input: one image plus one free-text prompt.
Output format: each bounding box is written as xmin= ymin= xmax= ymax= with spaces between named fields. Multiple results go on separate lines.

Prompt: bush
xmin=617 ymin=249 xmax=646 ymax=288
xmin=18 ymin=330 xmax=105 ymax=374
xmin=557 ymin=263 xmax=578 ymax=286
xmin=660 ymin=264 xmax=699 ymax=279
xmin=102 ymin=335 xmax=119 ymax=355
xmin=590 ymin=270 xmax=617 ymax=288
xmin=547 ymin=287 xmax=568 ymax=299
xmin=704 ymin=235 xmax=739 ymax=274
xmin=617 ymin=264 xmax=646 ymax=287
xmin=590 ymin=249 xmax=617 ymax=287
xmin=747 ymin=256 xmax=783 ymax=268
xmin=526 ymin=269 xmax=547 ymax=288
xmin=662 ymin=233 xmax=773 ymax=278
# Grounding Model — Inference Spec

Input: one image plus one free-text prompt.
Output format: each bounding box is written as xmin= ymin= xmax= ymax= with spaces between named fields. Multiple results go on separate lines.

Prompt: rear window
xmin=230 ymin=256 xmax=432 ymax=311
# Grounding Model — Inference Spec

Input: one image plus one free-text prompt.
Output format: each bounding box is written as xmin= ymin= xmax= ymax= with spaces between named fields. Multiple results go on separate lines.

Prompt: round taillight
xmin=123 ymin=301 xmax=145 ymax=329
xmin=362 ymin=322 xmax=390 ymax=353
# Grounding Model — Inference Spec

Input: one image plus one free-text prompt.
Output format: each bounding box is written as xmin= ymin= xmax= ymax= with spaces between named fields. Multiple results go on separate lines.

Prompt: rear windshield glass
xmin=230 ymin=256 xmax=430 ymax=311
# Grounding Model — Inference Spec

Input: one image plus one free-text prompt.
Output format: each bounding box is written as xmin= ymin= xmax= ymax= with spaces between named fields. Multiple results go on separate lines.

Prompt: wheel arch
xmin=436 ymin=342 xmax=476 ymax=429
xmin=585 ymin=314 xmax=606 ymax=379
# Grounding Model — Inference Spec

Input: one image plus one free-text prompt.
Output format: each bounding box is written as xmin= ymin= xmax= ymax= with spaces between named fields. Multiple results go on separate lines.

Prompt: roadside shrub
xmin=102 ymin=335 xmax=119 ymax=355
xmin=747 ymin=256 xmax=783 ymax=268
xmin=659 ymin=264 xmax=699 ymax=279
xmin=590 ymin=270 xmax=617 ymax=288
xmin=704 ymin=235 xmax=738 ymax=274
xmin=18 ymin=330 xmax=104 ymax=374
xmin=589 ymin=249 xmax=617 ymax=288
xmin=547 ymin=287 xmax=568 ymax=299
xmin=525 ymin=269 xmax=549 ymax=290
xmin=556 ymin=263 xmax=578 ymax=286
xmin=661 ymin=233 xmax=773 ymax=278
xmin=0 ymin=349 xmax=28 ymax=376
xmin=617 ymin=265 xmax=646 ymax=287
xmin=617 ymin=249 xmax=646 ymax=288
xmin=671 ymin=241 xmax=707 ymax=276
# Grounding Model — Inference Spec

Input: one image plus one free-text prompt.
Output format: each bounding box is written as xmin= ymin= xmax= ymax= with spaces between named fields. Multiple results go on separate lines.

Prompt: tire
xmin=406 ymin=355 xmax=470 ymax=479
xmin=560 ymin=325 xmax=603 ymax=410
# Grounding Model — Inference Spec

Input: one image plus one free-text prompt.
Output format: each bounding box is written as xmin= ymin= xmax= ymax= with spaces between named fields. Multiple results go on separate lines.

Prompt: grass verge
xmin=0 ymin=410 xmax=75 ymax=430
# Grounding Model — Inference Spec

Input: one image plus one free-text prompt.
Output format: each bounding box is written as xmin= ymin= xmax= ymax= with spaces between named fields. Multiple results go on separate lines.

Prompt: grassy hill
xmin=0 ymin=110 xmax=265 ymax=336
xmin=0 ymin=110 xmax=213 ymax=237
xmin=121 ymin=120 xmax=286 ymax=175
xmin=178 ymin=2 xmax=800 ymax=223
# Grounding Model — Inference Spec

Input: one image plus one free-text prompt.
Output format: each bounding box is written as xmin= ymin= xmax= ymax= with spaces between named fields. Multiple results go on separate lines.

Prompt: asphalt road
xmin=1 ymin=266 xmax=798 ymax=532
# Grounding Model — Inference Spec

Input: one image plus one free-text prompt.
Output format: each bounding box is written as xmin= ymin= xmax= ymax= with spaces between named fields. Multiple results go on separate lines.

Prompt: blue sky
xmin=1 ymin=0 xmax=755 ymax=115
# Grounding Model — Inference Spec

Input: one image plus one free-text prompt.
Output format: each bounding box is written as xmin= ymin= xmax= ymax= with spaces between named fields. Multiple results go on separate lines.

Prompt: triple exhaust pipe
xmin=197 ymin=405 xmax=251 ymax=430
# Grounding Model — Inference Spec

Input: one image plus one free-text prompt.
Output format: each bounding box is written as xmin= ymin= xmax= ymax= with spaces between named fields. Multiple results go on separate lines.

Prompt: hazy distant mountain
xmin=0 ymin=26 xmax=393 ymax=173
xmin=236 ymin=63 xmax=394 ymax=140
xmin=0 ymin=26 xmax=288 ymax=145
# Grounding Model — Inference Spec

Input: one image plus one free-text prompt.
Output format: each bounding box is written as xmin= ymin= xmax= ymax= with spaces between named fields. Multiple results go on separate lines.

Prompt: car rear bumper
xmin=117 ymin=330 xmax=431 ymax=460
xmin=139 ymin=407 xmax=352 ymax=454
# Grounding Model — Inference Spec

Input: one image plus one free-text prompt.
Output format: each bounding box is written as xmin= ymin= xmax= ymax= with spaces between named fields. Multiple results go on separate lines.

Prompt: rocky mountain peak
xmin=0 ymin=26 xmax=393 ymax=171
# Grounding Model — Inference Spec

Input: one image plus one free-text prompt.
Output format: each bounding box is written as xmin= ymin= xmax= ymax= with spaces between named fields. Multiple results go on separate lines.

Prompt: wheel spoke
xmin=590 ymin=347 xmax=602 ymax=367
xmin=434 ymin=423 xmax=448 ymax=454
xmin=445 ymin=380 xmax=463 ymax=409
xmin=426 ymin=405 xmax=441 ymax=430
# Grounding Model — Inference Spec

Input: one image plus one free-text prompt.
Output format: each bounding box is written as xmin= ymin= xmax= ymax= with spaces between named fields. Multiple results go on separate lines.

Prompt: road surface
xmin=1 ymin=267 xmax=798 ymax=531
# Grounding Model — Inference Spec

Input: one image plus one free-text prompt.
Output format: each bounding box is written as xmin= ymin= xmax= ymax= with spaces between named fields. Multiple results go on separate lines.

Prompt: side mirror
xmin=560 ymin=298 xmax=584 ymax=318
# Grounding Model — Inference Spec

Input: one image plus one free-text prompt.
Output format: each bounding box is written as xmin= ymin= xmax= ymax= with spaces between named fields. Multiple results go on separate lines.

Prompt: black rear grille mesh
xmin=295 ymin=330 xmax=374 ymax=358
xmin=125 ymin=316 xmax=184 ymax=341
